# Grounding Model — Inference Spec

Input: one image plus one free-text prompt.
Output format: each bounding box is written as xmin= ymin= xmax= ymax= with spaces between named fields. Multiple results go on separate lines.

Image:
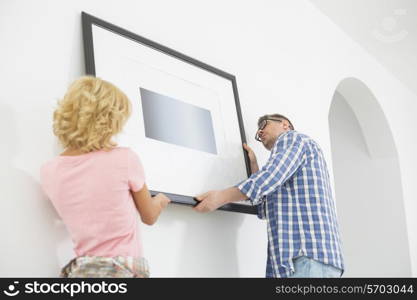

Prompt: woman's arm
xmin=131 ymin=184 xmax=171 ymax=225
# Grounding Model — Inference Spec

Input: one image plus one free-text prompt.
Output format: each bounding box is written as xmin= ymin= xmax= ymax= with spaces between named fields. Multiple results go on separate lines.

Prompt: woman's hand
xmin=132 ymin=185 xmax=171 ymax=225
xmin=155 ymin=193 xmax=171 ymax=210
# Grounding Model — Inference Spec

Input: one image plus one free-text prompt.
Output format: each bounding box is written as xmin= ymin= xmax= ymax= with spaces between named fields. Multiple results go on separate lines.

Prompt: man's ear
xmin=282 ymin=120 xmax=289 ymax=130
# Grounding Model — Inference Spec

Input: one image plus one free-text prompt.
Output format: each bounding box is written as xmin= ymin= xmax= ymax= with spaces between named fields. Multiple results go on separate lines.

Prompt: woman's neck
xmin=60 ymin=147 xmax=114 ymax=156
xmin=60 ymin=148 xmax=87 ymax=156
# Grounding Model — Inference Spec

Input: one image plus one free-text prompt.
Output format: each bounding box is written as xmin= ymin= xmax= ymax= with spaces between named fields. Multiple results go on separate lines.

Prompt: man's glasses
xmin=255 ymin=118 xmax=282 ymax=142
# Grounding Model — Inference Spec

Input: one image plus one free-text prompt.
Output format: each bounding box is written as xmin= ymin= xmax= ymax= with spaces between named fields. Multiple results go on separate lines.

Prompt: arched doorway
xmin=329 ymin=78 xmax=411 ymax=277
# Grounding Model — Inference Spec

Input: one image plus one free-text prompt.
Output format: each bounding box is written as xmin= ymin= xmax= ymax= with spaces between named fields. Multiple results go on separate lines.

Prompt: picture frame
xmin=81 ymin=12 xmax=256 ymax=214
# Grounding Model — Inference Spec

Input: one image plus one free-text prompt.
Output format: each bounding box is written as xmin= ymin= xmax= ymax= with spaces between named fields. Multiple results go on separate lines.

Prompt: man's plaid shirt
xmin=237 ymin=130 xmax=344 ymax=277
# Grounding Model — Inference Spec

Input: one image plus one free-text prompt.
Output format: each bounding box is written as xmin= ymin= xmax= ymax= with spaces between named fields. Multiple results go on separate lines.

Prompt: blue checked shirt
xmin=236 ymin=130 xmax=344 ymax=277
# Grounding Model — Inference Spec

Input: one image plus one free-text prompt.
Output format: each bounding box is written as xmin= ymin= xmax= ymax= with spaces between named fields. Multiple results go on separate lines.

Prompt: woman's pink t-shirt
xmin=40 ymin=147 xmax=145 ymax=258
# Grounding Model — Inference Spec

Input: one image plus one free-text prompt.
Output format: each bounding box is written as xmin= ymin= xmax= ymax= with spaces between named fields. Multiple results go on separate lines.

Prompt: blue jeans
xmin=289 ymin=256 xmax=342 ymax=278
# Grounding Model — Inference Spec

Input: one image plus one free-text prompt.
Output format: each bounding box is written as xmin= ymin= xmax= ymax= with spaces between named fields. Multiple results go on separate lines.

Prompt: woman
xmin=40 ymin=76 xmax=170 ymax=277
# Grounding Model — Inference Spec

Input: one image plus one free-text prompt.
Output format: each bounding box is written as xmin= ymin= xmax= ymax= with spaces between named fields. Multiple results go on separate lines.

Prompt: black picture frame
xmin=81 ymin=12 xmax=256 ymax=214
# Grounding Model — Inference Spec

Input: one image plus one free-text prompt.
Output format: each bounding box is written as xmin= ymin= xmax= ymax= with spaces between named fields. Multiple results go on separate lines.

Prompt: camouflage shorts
xmin=60 ymin=256 xmax=150 ymax=278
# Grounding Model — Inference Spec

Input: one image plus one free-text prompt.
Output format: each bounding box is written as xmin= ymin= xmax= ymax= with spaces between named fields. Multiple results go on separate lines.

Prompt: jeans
xmin=289 ymin=256 xmax=342 ymax=278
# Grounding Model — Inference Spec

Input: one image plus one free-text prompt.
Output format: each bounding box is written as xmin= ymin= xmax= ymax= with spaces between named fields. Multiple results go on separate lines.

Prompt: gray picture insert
xmin=140 ymin=88 xmax=218 ymax=154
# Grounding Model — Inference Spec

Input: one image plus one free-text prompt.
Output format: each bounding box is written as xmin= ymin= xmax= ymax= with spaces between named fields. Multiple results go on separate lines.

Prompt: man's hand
xmin=243 ymin=143 xmax=259 ymax=173
xmin=193 ymin=190 xmax=226 ymax=213
xmin=193 ymin=187 xmax=248 ymax=213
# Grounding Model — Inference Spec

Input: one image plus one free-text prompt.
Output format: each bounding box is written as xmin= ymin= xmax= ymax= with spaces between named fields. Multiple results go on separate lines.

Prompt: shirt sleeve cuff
xmin=257 ymin=202 xmax=267 ymax=220
xmin=235 ymin=179 xmax=264 ymax=206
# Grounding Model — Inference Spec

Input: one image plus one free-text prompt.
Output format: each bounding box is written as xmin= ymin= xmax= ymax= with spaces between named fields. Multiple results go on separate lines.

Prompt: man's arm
xmin=194 ymin=132 xmax=306 ymax=212
xmin=194 ymin=187 xmax=247 ymax=213
xmin=237 ymin=132 xmax=305 ymax=205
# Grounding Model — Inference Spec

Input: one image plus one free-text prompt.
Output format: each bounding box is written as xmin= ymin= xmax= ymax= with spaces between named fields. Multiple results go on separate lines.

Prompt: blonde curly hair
xmin=53 ymin=76 xmax=131 ymax=153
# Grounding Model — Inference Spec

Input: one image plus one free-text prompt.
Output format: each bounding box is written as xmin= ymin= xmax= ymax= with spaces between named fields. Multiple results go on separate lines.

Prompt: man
xmin=194 ymin=114 xmax=344 ymax=278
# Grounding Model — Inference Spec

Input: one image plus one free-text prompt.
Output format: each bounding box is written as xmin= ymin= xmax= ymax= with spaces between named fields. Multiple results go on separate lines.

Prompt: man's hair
xmin=258 ymin=113 xmax=294 ymax=130
xmin=53 ymin=76 xmax=132 ymax=153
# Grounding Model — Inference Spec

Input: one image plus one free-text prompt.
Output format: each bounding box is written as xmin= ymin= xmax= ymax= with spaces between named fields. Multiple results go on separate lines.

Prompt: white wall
xmin=329 ymin=90 xmax=411 ymax=277
xmin=311 ymin=0 xmax=417 ymax=97
xmin=1 ymin=0 xmax=416 ymax=277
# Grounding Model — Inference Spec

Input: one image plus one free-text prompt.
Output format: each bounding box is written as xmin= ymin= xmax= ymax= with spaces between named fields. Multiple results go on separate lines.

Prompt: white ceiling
xmin=310 ymin=0 xmax=417 ymax=95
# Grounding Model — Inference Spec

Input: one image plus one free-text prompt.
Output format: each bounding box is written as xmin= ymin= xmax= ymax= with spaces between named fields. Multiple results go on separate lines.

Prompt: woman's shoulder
xmin=107 ymin=147 xmax=141 ymax=160
xmin=40 ymin=156 xmax=60 ymax=171
xmin=40 ymin=157 xmax=61 ymax=184
xmin=108 ymin=147 xmax=143 ymax=169
xmin=110 ymin=146 xmax=136 ymax=155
